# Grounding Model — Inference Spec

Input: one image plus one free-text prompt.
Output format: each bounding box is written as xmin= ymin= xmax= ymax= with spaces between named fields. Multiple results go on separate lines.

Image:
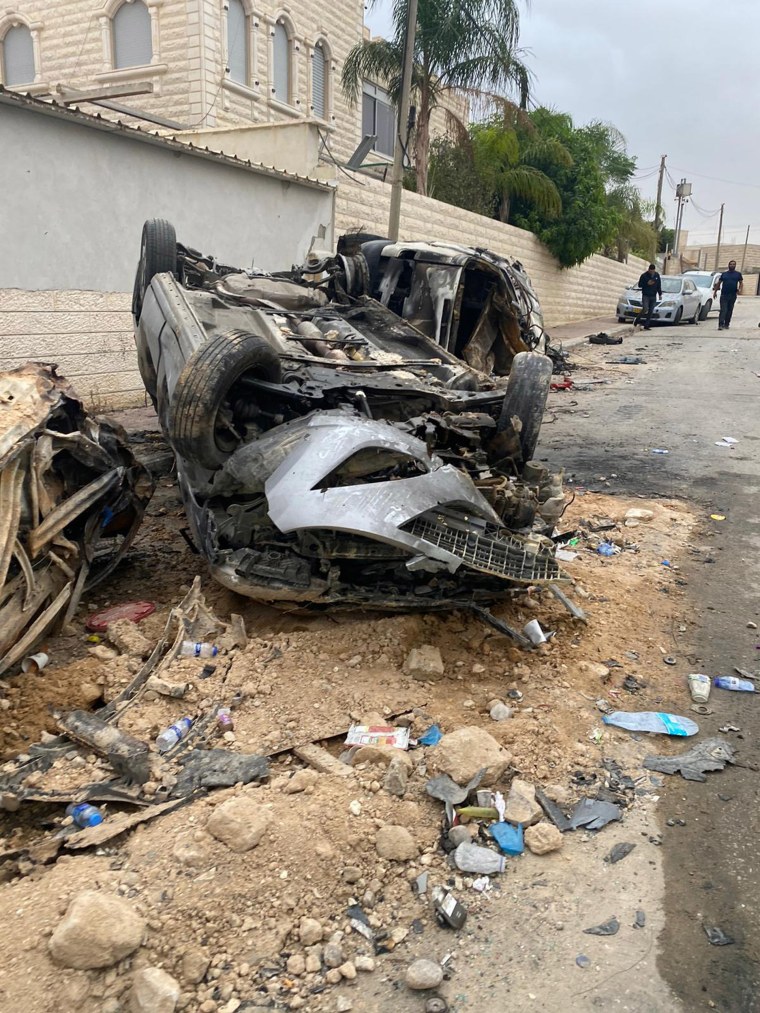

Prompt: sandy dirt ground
xmin=0 ymin=452 xmax=700 ymax=1013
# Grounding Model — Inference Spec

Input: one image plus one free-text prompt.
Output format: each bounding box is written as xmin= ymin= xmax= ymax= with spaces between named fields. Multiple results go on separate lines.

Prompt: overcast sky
xmin=365 ymin=0 xmax=760 ymax=248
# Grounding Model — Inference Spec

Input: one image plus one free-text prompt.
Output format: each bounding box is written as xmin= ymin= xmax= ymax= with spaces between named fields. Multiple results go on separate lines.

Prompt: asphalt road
xmin=541 ymin=296 xmax=760 ymax=1012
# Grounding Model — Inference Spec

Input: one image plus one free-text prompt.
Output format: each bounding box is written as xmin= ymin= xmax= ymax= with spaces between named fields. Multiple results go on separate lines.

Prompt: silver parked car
xmin=616 ymin=275 xmax=702 ymax=325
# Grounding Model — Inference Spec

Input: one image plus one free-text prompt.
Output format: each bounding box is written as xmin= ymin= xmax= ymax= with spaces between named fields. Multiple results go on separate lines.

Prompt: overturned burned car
xmin=132 ymin=220 xmax=566 ymax=609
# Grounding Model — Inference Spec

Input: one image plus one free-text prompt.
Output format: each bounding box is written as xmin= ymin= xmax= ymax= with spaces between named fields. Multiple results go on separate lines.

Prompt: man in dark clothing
xmin=713 ymin=260 xmax=743 ymax=330
xmin=635 ymin=264 xmax=662 ymax=330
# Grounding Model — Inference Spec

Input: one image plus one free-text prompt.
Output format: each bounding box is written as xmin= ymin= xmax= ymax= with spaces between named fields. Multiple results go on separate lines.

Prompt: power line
xmin=671 ymin=166 xmax=760 ymax=191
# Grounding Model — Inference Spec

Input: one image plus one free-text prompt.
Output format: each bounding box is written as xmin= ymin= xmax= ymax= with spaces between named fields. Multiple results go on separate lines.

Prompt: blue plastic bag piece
xmin=418 ymin=725 xmax=443 ymax=747
xmin=602 ymin=711 xmax=699 ymax=736
xmin=489 ymin=821 xmax=524 ymax=855
xmin=597 ymin=543 xmax=616 ymax=557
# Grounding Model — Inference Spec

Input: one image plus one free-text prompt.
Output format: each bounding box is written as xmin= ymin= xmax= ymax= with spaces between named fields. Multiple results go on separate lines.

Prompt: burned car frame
xmin=132 ymin=219 xmax=565 ymax=609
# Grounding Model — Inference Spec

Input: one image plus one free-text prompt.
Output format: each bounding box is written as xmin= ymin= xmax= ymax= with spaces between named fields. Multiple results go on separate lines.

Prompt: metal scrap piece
xmin=171 ymin=749 xmax=269 ymax=796
xmin=583 ymin=917 xmax=620 ymax=936
xmin=604 ymin=842 xmax=636 ymax=864
xmin=535 ymin=787 xmax=572 ymax=832
xmin=704 ymin=925 xmax=735 ymax=946
xmin=643 ymin=738 xmax=737 ymax=782
xmin=567 ymin=797 xmax=622 ymax=831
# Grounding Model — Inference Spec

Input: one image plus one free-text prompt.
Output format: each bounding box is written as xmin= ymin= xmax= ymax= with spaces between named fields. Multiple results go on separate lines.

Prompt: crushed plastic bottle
xmin=602 ymin=711 xmax=698 ymax=736
xmin=217 ymin=706 xmax=234 ymax=732
xmin=66 ymin=802 xmax=103 ymax=828
xmin=156 ymin=716 xmax=193 ymax=752
xmin=453 ymin=841 xmax=506 ymax=874
xmin=179 ymin=641 xmax=218 ymax=659
xmin=714 ymin=676 xmax=755 ymax=692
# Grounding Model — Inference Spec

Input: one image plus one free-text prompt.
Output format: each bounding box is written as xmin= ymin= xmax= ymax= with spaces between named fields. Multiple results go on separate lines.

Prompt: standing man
xmin=635 ymin=263 xmax=662 ymax=330
xmin=713 ymin=260 xmax=743 ymax=330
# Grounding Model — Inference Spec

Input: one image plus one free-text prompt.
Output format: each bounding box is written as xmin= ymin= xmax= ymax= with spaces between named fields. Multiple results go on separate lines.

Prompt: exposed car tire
xmin=699 ymin=299 xmax=711 ymax=321
xmin=170 ymin=330 xmax=283 ymax=470
xmin=132 ymin=218 xmax=177 ymax=321
xmin=617 ymin=316 xmax=626 ymax=323
xmin=689 ymin=304 xmax=699 ymax=324
xmin=497 ymin=351 xmax=553 ymax=465
xmin=674 ymin=307 xmax=683 ymax=325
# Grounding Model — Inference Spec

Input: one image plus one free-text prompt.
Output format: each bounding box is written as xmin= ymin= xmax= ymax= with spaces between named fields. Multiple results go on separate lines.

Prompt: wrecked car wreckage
xmin=0 ymin=364 xmax=153 ymax=677
xmin=133 ymin=219 xmax=569 ymax=610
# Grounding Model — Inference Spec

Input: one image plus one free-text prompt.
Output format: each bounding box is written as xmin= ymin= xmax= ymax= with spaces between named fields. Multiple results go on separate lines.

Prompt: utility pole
xmin=673 ymin=179 xmax=692 ymax=268
xmin=741 ymin=225 xmax=751 ymax=272
xmin=388 ymin=0 xmax=418 ymax=242
xmin=714 ymin=203 xmax=724 ymax=270
xmin=653 ymin=154 xmax=667 ymax=261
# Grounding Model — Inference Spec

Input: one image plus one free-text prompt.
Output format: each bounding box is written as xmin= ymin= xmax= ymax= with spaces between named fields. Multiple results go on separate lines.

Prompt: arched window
xmin=1 ymin=23 xmax=35 ymax=86
xmin=311 ymin=41 xmax=327 ymax=119
xmin=112 ymin=0 xmax=152 ymax=69
xmin=227 ymin=0 xmax=249 ymax=84
xmin=272 ymin=20 xmax=290 ymax=103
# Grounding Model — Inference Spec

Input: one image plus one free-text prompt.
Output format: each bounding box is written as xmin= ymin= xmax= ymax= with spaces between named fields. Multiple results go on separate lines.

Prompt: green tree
xmin=658 ymin=227 xmax=675 ymax=253
xmin=603 ymin=185 xmax=657 ymax=262
xmin=470 ymin=115 xmax=573 ymax=222
xmin=341 ymin=0 xmax=530 ymax=195
xmin=426 ymin=137 xmax=493 ymax=216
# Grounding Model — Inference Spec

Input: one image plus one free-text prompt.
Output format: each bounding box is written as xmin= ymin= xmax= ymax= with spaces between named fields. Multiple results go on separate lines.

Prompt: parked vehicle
xmin=132 ymin=219 xmax=567 ymax=610
xmin=616 ymin=275 xmax=701 ymax=325
xmin=683 ymin=271 xmax=721 ymax=319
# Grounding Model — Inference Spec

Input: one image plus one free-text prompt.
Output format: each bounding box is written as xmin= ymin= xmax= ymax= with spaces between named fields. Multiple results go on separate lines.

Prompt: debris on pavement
xmin=345 ymin=724 xmax=411 ymax=748
xmin=567 ymin=798 xmax=622 ymax=831
xmin=588 ymin=332 xmax=623 ymax=345
xmin=602 ymin=711 xmax=699 ymax=736
xmin=643 ymin=738 xmax=737 ymax=781
xmin=704 ymin=925 xmax=735 ymax=946
xmin=583 ymin=916 xmax=620 ymax=936
xmin=714 ymin=675 xmax=755 ymax=692
xmin=633 ymin=910 xmax=646 ymax=929
xmin=86 ymin=600 xmax=156 ymax=632
xmin=687 ymin=673 xmax=712 ymax=702
xmin=0 ymin=363 xmax=153 ymax=677
xmin=604 ymin=841 xmax=636 ymax=864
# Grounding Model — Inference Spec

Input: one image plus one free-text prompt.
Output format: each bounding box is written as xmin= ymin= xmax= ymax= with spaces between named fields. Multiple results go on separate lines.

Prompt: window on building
xmin=227 ymin=0 xmax=249 ymax=84
xmin=112 ymin=0 xmax=152 ymax=69
xmin=273 ymin=21 xmax=290 ymax=103
xmin=311 ymin=42 xmax=327 ymax=119
xmin=362 ymin=82 xmax=395 ymax=157
xmin=1 ymin=24 xmax=35 ymax=86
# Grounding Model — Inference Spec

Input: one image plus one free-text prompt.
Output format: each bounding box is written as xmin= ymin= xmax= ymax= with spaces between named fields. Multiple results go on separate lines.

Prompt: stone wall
xmin=336 ymin=175 xmax=649 ymax=327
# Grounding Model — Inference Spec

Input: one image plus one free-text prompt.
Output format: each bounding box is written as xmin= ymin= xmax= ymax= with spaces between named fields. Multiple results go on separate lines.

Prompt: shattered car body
xmin=132 ymin=219 xmax=565 ymax=608
xmin=0 ymin=364 xmax=154 ymax=675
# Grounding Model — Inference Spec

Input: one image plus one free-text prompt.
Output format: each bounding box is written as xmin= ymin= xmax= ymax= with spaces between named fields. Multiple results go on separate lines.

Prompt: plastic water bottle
xmin=156 ymin=717 xmax=193 ymax=752
xmin=714 ymin=676 xmax=755 ymax=692
xmin=602 ymin=711 xmax=698 ymax=736
xmin=66 ymin=802 xmax=103 ymax=828
xmin=217 ymin=707 xmax=234 ymax=732
xmin=453 ymin=841 xmax=506 ymax=874
xmin=179 ymin=641 xmax=218 ymax=659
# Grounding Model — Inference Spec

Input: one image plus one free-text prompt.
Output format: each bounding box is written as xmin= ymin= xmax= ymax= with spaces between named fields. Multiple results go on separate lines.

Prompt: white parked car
xmin=683 ymin=271 xmax=721 ymax=319
xmin=616 ymin=275 xmax=702 ymax=325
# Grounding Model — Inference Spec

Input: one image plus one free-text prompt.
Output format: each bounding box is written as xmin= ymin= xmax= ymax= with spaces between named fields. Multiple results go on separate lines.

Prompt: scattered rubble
xmin=49 ymin=891 xmax=145 ymax=969
xmin=524 ymin=822 xmax=564 ymax=854
xmin=431 ymin=727 xmax=510 ymax=787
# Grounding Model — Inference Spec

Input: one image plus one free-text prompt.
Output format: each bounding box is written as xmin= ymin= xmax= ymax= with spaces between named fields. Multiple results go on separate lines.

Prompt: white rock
xmin=489 ymin=703 xmax=512 ymax=722
xmin=49 ymin=891 xmax=145 ymax=969
xmin=206 ymin=797 xmax=272 ymax=852
xmin=405 ymin=958 xmax=443 ymax=990
xmin=130 ymin=967 xmax=180 ymax=1013
xmin=355 ymin=955 xmax=375 ymax=972
xmin=403 ymin=646 xmax=444 ymax=681
xmin=503 ymin=778 xmax=542 ymax=826
xmin=524 ymin=822 xmax=564 ymax=855
xmin=624 ymin=508 xmax=654 ymax=521
xmin=431 ymin=726 xmax=511 ymax=786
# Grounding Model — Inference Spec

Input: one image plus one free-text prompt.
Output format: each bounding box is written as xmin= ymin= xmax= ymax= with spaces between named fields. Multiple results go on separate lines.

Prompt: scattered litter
xmin=156 ymin=716 xmax=193 ymax=754
xmin=489 ymin=821 xmax=524 ymax=856
xmin=634 ymin=910 xmax=646 ymax=929
xmin=602 ymin=711 xmax=698 ymax=736
xmin=507 ymin=689 xmax=523 ymax=701
xmin=747 ymin=622 xmax=758 ymax=631
xmin=20 ymin=652 xmax=49 ymax=674
xmin=536 ymin=787 xmax=573 ymax=832
xmin=715 ymin=440 xmax=737 ymax=448
xmin=86 ymin=601 xmax=156 ymax=632
xmin=567 ymin=798 xmax=621 ymax=831
xmin=432 ymin=887 xmax=468 ymax=930
xmin=66 ymin=802 xmax=103 ymax=829
xmin=704 ymin=925 xmax=735 ymax=946
xmin=710 ymin=514 xmax=726 ymax=521
xmin=576 ymin=954 xmax=591 ymax=969
xmin=179 ymin=640 xmax=218 ymax=659
xmin=623 ymin=675 xmax=646 ymax=693
xmin=453 ymin=841 xmax=505 ymax=874
xmin=687 ymin=673 xmax=712 ymax=703
xmin=555 ymin=548 xmax=578 ymax=562
xmin=691 ymin=704 xmax=712 ymax=715
xmin=663 ymin=655 xmax=677 ymax=666
xmin=583 ymin=917 xmax=620 ymax=936
xmin=722 ymin=436 xmax=738 ymax=444
xmin=666 ymin=818 xmax=686 ymax=827
xmin=524 ymin=619 xmax=547 ymax=645
xmin=471 ymin=876 xmax=491 ymax=893
xmin=425 ymin=768 xmax=486 ymax=807
xmin=651 ymin=448 xmax=669 ymax=455
xmin=714 ymin=675 xmax=755 ymax=692
xmin=607 ymin=355 xmax=645 ymax=365
xmin=596 ymin=699 xmax=612 ymax=714
xmin=661 ymin=560 xmax=671 ymax=567
xmin=172 ymin=749 xmax=269 ymax=795
xmin=550 ymin=376 xmax=574 ymax=391
xmin=588 ymin=332 xmax=623 ymax=345
xmin=413 ymin=872 xmax=429 ymax=896
xmin=418 ymin=725 xmax=443 ymax=747
xmin=345 ymin=725 xmax=410 ymax=749
xmin=425 ymin=997 xmax=449 ymax=1013
xmin=604 ymin=842 xmax=636 ymax=864
xmin=719 ymin=725 xmax=741 ymax=734
xmin=734 ymin=667 xmax=757 ymax=680
xmin=597 ymin=542 xmax=619 ymax=557
xmin=347 ymin=904 xmax=375 ymax=942
xmin=643 ymin=738 xmax=737 ymax=782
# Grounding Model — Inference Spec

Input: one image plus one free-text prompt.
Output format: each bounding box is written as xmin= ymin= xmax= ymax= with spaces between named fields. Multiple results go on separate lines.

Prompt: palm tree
xmin=470 ymin=117 xmax=573 ymax=223
xmin=341 ymin=0 xmax=531 ymax=195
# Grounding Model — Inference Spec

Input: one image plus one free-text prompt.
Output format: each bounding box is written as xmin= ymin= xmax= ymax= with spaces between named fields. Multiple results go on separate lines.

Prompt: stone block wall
xmin=336 ymin=175 xmax=649 ymax=327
